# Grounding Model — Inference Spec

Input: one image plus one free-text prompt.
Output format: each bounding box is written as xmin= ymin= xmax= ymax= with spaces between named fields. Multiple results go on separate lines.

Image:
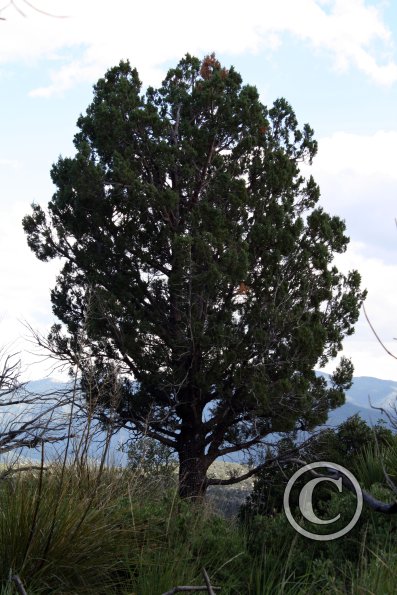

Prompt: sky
xmin=1 ymin=0 xmax=397 ymax=382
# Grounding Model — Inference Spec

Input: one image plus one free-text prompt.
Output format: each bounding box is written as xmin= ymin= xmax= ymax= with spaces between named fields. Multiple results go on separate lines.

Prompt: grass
xmin=1 ymin=456 xmax=397 ymax=594
xmin=0 ymin=463 xmax=133 ymax=593
xmin=350 ymin=545 xmax=397 ymax=594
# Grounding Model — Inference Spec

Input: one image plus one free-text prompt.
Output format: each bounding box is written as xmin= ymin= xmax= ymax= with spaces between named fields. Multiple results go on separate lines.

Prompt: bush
xmin=123 ymin=436 xmax=178 ymax=489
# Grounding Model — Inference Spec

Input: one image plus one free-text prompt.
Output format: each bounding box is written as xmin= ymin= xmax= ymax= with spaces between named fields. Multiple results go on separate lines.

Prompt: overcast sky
xmin=1 ymin=0 xmax=397 ymax=381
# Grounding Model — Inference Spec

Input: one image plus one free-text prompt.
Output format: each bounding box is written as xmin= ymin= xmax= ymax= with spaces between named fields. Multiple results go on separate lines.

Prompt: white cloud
xmin=308 ymin=130 xmax=397 ymax=357
xmin=301 ymin=131 xmax=397 ymax=259
xmin=0 ymin=200 xmax=61 ymax=379
xmin=314 ymin=130 xmax=397 ymax=179
xmin=300 ymin=131 xmax=397 ymax=261
xmin=0 ymin=158 xmax=19 ymax=168
xmin=322 ymin=242 xmax=397 ymax=380
xmin=300 ymin=128 xmax=397 ymax=379
xmin=2 ymin=1 xmax=397 ymax=383
xmin=0 ymin=0 xmax=395 ymax=95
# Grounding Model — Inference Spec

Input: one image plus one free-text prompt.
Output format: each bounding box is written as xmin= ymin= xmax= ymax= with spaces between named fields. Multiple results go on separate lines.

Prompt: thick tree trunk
xmin=178 ymin=435 xmax=209 ymax=500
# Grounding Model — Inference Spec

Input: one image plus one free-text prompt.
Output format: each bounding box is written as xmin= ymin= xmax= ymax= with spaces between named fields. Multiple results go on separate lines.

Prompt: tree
xmin=23 ymin=54 xmax=366 ymax=499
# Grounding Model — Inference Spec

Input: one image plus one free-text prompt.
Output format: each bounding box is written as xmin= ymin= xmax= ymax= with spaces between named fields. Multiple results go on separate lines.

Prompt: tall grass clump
xmin=353 ymin=438 xmax=397 ymax=489
xmin=0 ymin=461 xmax=137 ymax=594
xmin=350 ymin=541 xmax=397 ymax=594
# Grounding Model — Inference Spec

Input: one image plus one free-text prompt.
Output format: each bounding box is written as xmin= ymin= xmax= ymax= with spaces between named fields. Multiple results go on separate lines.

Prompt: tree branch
xmin=286 ymin=458 xmax=397 ymax=514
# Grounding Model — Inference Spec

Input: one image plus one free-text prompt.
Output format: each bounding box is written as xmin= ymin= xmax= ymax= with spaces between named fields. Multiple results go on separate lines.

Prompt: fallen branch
xmin=161 ymin=567 xmax=221 ymax=595
xmin=202 ymin=568 xmax=216 ymax=595
xmin=161 ymin=589 xmax=220 ymax=595
xmin=11 ymin=574 xmax=27 ymax=595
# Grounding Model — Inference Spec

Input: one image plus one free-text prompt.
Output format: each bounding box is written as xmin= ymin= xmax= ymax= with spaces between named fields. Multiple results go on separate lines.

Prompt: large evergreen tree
xmin=23 ymin=54 xmax=366 ymax=499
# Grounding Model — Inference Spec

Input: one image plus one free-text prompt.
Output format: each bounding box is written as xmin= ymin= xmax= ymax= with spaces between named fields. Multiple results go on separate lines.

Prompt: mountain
xmin=25 ymin=378 xmax=71 ymax=394
xmin=343 ymin=376 xmax=397 ymax=410
xmin=327 ymin=401 xmax=387 ymax=427
xmin=323 ymin=374 xmax=397 ymax=428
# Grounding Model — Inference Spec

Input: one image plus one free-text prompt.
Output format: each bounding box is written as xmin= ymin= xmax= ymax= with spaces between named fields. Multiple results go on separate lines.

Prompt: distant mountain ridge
xmin=343 ymin=376 xmax=397 ymax=409
xmin=21 ymin=374 xmax=396 ymax=465
xmin=26 ymin=374 xmax=397 ymax=429
xmin=323 ymin=374 xmax=397 ymax=428
xmin=26 ymin=378 xmax=73 ymax=395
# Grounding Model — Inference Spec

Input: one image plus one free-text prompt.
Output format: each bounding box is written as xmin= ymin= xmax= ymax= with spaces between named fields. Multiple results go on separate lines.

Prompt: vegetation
xmin=122 ymin=435 xmax=178 ymax=489
xmin=0 ymin=349 xmax=72 ymax=468
xmin=241 ymin=414 xmax=394 ymax=518
xmin=8 ymin=51 xmax=395 ymax=593
xmin=23 ymin=53 xmax=365 ymax=499
xmin=1 ymin=422 xmax=397 ymax=594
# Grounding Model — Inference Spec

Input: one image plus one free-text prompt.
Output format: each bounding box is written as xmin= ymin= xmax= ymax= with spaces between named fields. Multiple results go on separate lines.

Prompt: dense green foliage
xmin=238 ymin=414 xmax=397 ymax=592
xmin=23 ymin=53 xmax=366 ymax=498
xmin=241 ymin=414 xmax=394 ymax=518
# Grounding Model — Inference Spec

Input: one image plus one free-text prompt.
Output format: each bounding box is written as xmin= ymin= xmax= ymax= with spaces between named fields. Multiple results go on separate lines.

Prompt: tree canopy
xmin=23 ymin=54 xmax=366 ymax=498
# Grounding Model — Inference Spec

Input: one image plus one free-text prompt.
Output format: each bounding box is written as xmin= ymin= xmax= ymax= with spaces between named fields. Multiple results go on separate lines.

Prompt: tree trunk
xmin=178 ymin=435 xmax=209 ymax=500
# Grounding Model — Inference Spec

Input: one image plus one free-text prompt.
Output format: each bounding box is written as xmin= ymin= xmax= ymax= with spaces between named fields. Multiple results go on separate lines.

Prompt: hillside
xmin=325 ymin=374 xmax=397 ymax=428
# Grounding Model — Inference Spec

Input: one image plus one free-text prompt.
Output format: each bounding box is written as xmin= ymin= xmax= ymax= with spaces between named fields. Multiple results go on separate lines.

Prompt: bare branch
xmin=0 ymin=0 xmax=68 ymax=20
xmin=161 ymin=588 xmax=220 ymax=595
xmin=0 ymin=349 xmax=74 ymax=457
xmin=202 ymin=568 xmax=216 ymax=595
xmin=363 ymin=304 xmax=397 ymax=360
xmin=11 ymin=575 xmax=27 ymax=595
